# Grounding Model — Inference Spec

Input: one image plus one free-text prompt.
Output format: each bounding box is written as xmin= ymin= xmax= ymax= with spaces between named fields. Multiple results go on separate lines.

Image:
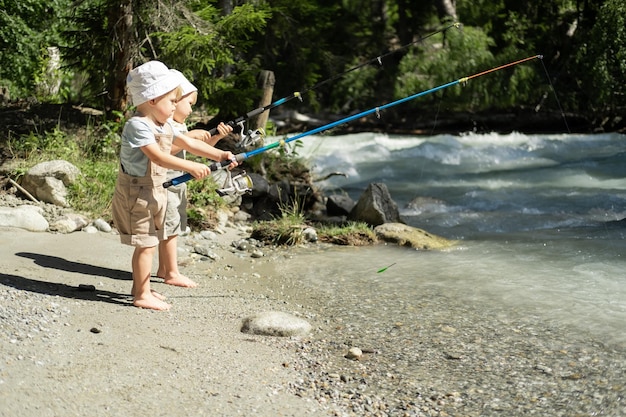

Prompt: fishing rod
xmin=205 ymin=22 xmax=461 ymax=137
xmin=164 ymin=54 xmax=543 ymax=189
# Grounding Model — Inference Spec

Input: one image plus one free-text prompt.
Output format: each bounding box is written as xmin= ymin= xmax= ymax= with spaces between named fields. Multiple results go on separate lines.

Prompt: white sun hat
xmin=126 ymin=61 xmax=181 ymax=106
xmin=170 ymin=69 xmax=198 ymax=97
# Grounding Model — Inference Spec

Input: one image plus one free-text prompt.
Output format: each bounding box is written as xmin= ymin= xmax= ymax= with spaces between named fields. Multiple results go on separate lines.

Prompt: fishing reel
xmin=216 ymin=170 xmax=253 ymax=197
xmin=235 ymin=120 xmax=266 ymax=149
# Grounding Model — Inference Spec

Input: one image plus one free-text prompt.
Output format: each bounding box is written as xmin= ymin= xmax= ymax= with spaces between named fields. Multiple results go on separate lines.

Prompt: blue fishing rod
xmin=205 ymin=23 xmax=461 ymax=136
xmin=164 ymin=55 xmax=543 ymax=189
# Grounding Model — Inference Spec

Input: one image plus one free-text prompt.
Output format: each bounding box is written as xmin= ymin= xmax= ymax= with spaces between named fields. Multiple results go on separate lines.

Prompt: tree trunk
xmin=220 ymin=0 xmax=233 ymax=16
xmin=395 ymin=0 xmax=412 ymax=46
xmin=435 ymin=0 xmax=457 ymax=22
xmin=219 ymin=0 xmax=234 ymax=76
xmin=107 ymin=0 xmax=134 ymax=112
xmin=251 ymin=70 xmax=275 ymax=131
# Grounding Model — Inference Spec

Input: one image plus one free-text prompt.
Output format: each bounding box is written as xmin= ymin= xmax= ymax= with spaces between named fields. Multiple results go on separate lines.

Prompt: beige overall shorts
xmin=112 ymin=119 xmax=173 ymax=248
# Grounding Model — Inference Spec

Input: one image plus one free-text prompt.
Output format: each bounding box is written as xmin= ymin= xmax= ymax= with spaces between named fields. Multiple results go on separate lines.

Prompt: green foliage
xmin=5 ymin=114 xmax=124 ymax=219
xmin=395 ymin=26 xmax=495 ymax=110
xmin=575 ymin=0 xmax=626 ymax=114
xmin=245 ymin=139 xmax=309 ymax=184
xmin=251 ymin=196 xmax=307 ymax=246
xmin=0 ymin=0 xmax=623 ymax=128
xmin=327 ymin=58 xmax=379 ymax=113
xmin=394 ymin=23 xmax=550 ymax=112
xmin=317 ymin=221 xmax=377 ymax=246
xmin=68 ymin=159 xmax=117 ymax=217
xmin=82 ymin=111 xmax=125 ymax=160
xmin=6 ymin=127 xmax=79 ymax=160
xmin=187 ymin=175 xmax=224 ymax=209
xmin=253 ymin=0 xmax=346 ymax=112
xmin=185 ymin=173 xmax=228 ymax=229
xmin=59 ymin=0 xmax=107 ymax=101
xmin=0 ymin=0 xmax=69 ymax=97
xmin=155 ymin=2 xmax=271 ymax=118
xmin=4 ymin=136 xmax=113 ymax=220
xmin=252 ymin=214 xmax=377 ymax=246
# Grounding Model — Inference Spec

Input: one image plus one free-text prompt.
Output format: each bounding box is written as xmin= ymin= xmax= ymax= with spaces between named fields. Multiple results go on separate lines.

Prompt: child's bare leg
xmin=131 ymin=246 xmax=171 ymax=311
xmin=157 ymin=236 xmax=198 ymax=288
xmin=131 ymin=269 xmax=166 ymax=301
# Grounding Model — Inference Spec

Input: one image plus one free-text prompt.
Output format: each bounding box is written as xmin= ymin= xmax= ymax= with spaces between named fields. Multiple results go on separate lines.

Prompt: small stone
xmin=441 ymin=325 xmax=456 ymax=333
xmin=303 ymin=227 xmax=318 ymax=242
xmin=200 ymin=230 xmax=217 ymax=240
xmin=534 ymin=364 xmax=553 ymax=375
xmin=233 ymin=239 xmax=249 ymax=251
xmin=345 ymin=347 xmax=363 ymax=360
xmin=93 ymin=218 xmax=112 ymax=232
xmin=240 ymin=311 xmax=311 ymax=337
xmin=445 ymin=352 xmax=462 ymax=360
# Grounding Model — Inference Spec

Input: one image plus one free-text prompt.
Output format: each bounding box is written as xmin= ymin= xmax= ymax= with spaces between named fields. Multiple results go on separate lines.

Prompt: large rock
xmin=326 ymin=194 xmax=355 ymax=216
xmin=21 ymin=160 xmax=80 ymax=207
xmin=49 ymin=213 xmax=90 ymax=233
xmin=374 ymin=222 xmax=456 ymax=250
xmin=348 ymin=183 xmax=402 ymax=226
xmin=241 ymin=311 xmax=312 ymax=337
xmin=0 ymin=206 xmax=49 ymax=232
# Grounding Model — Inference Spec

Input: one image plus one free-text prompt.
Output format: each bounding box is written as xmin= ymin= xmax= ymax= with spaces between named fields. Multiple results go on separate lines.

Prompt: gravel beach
xmin=1 ymin=224 xmax=625 ymax=417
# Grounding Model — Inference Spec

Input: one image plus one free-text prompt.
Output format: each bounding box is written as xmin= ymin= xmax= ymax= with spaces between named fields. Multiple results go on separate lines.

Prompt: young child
xmin=111 ymin=61 xmax=236 ymax=311
xmin=156 ymin=69 xmax=233 ymax=288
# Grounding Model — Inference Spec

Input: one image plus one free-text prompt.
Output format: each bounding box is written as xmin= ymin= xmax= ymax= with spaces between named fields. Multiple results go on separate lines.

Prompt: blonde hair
xmin=174 ymin=85 xmax=183 ymax=101
xmin=182 ymin=90 xmax=198 ymax=105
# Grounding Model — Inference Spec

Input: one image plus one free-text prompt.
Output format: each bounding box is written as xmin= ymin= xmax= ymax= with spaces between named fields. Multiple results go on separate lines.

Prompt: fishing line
xmin=298 ymin=22 xmax=461 ymax=98
xmin=164 ymin=54 xmax=543 ymax=188
xmin=537 ymin=59 xmax=571 ymax=134
xmin=206 ymin=23 xmax=462 ymax=135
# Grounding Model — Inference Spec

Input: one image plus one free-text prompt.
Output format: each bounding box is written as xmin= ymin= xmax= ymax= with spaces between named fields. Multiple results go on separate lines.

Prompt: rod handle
xmin=163 ymin=154 xmax=245 ymax=188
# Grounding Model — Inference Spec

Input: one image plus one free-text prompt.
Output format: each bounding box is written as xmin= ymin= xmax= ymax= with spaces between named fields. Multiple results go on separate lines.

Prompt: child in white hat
xmin=111 ymin=61 xmax=237 ymax=311
xmin=156 ymin=69 xmax=233 ymax=288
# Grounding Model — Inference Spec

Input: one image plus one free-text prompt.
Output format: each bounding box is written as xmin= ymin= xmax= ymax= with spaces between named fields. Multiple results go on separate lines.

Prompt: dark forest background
xmin=1 ymin=0 xmax=625 ymax=134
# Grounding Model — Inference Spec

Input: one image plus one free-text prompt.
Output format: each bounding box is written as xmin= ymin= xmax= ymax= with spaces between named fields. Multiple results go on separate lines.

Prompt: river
xmin=277 ymin=131 xmax=626 ymax=348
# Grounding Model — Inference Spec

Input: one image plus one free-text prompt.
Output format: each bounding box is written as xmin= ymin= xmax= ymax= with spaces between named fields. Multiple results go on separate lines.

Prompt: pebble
xmin=345 ymin=347 xmax=363 ymax=360
xmin=272 ymin=271 xmax=626 ymax=417
xmin=92 ymin=218 xmax=112 ymax=232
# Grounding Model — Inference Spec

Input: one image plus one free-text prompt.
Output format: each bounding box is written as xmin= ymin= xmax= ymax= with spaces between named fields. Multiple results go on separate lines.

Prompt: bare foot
xmin=162 ymin=273 xmax=198 ymax=288
xmin=133 ymin=293 xmax=171 ymax=311
xmin=131 ymin=287 xmax=167 ymax=300
xmin=151 ymin=290 xmax=167 ymax=300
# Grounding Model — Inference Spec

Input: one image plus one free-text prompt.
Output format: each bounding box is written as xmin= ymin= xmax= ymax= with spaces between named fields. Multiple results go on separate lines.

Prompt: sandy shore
xmin=0 ymin=226 xmax=327 ymax=416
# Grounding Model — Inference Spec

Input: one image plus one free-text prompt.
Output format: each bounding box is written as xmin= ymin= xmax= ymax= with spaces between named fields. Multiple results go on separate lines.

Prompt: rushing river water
xmin=273 ymin=131 xmax=626 ymax=348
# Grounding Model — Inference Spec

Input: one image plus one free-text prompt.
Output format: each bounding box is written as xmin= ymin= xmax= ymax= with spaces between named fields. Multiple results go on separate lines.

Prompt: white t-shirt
xmin=119 ymin=117 xmax=181 ymax=177
xmin=166 ymin=119 xmax=188 ymax=179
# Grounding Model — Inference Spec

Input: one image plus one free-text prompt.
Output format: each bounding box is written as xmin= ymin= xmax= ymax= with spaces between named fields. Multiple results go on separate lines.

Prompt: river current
xmin=271 ymin=131 xmax=626 ymax=348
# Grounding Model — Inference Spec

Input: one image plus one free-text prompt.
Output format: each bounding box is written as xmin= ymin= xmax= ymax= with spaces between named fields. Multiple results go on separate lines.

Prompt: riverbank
xmin=0 ymin=225 xmax=329 ymax=416
xmin=2 ymin=225 xmax=625 ymax=416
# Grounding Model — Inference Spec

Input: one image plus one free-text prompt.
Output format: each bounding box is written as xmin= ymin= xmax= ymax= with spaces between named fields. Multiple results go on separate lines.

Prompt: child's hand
xmin=216 ymin=122 xmax=233 ymax=137
xmin=188 ymin=129 xmax=211 ymax=143
xmin=221 ymin=151 xmax=239 ymax=170
xmin=189 ymin=162 xmax=211 ymax=179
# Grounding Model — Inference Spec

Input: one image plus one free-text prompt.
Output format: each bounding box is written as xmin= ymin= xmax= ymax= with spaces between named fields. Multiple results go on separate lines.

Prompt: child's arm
xmin=173 ymin=133 xmax=238 ymax=166
xmin=141 ymin=143 xmax=211 ymax=179
xmin=187 ymin=122 xmax=233 ymax=146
